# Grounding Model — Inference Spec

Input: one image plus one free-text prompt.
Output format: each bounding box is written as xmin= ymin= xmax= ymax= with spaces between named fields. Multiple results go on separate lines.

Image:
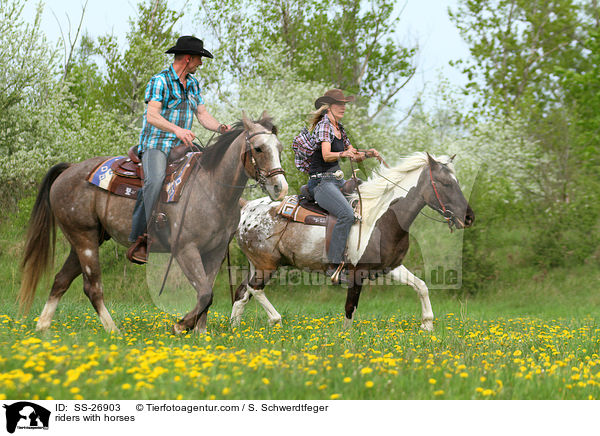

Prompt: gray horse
xmin=19 ymin=112 xmax=288 ymax=334
xmin=231 ymin=152 xmax=474 ymax=330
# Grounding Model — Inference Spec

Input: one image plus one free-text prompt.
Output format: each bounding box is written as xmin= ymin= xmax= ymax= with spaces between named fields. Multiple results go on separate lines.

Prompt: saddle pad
xmin=276 ymin=195 xmax=327 ymax=226
xmin=87 ymin=153 xmax=199 ymax=203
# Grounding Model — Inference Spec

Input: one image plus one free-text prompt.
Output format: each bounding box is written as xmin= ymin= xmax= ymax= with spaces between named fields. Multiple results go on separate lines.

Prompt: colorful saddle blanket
xmin=87 ymin=152 xmax=201 ymax=203
xmin=276 ymin=195 xmax=328 ymax=226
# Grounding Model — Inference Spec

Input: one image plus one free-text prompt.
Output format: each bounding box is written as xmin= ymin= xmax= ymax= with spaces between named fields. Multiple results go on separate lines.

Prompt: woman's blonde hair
xmin=308 ymin=105 xmax=330 ymax=131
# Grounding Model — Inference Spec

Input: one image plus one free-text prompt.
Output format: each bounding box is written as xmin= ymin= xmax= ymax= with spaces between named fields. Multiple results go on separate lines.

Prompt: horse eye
xmin=255 ymin=146 xmax=263 ymax=153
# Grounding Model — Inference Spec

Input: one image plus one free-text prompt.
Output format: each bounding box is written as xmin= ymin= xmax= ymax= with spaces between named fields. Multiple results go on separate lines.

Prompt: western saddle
xmin=276 ymin=178 xmax=362 ymax=254
xmin=90 ymin=145 xmax=201 ymax=202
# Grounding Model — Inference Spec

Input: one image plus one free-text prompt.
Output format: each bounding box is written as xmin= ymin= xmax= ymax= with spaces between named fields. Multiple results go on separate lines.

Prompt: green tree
xmin=450 ymin=0 xmax=585 ymax=202
xmin=450 ymin=0 xmax=600 ymax=268
xmin=86 ymin=0 xmax=185 ymax=127
xmin=198 ymin=0 xmax=417 ymax=120
xmin=0 ymin=0 xmax=59 ymax=155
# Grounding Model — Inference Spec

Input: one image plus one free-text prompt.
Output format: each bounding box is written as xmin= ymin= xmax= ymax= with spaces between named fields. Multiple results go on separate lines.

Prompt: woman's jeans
xmin=311 ymin=178 xmax=355 ymax=264
xmin=129 ymin=149 xmax=168 ymax=242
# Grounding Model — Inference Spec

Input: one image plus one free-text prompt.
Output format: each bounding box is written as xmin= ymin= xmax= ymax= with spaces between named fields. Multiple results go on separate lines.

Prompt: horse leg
xmin=244 ymin=263 xmax=280 ymax=326
xmin=191 ymin=247 xmax=232 ymax=334
xmin=230 ymin=279 xmax=252 ymax=327
xmin=389 ymin=265 xmax=434 ymax=331
xmin=36 ymin=249 xmax=82 ymax=331
xmin=71 ymin=235 xmax=119 ymax=333
xmin=171 ymin=244 xmax=213 ymax=334
xmin=343 ymin=269 xmax=366 ymax=329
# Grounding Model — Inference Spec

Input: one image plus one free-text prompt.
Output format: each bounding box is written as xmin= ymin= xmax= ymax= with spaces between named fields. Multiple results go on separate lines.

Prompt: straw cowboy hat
xmin=314 ymin=88 xmax=356 ymax=109
xmin=165 ymin=36 xmax=214 ymax=58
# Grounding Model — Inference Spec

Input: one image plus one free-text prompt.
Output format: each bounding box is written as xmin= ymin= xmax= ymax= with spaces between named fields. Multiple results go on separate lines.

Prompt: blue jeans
xmin=129 ymin=149 xmax=168 ymax=242
xmin=312 ymin=178 xmax=354 ymax=264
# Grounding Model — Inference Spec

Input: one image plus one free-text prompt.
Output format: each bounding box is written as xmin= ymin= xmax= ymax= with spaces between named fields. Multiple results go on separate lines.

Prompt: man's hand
xmin=218 ymin=124 xmax=232 ymax=134
xmin=174 ymin=126 xmax=195 ymax=147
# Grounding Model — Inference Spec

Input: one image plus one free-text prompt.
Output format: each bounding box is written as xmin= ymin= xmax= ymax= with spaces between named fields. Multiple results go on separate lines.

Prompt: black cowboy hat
xmin=165 ymin=36 xmax=214 ymax=58
xmin=314 ymin=88 xmax=356 ymax=109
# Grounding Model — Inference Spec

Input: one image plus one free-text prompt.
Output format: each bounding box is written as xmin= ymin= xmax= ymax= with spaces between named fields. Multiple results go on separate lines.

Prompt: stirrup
xmin=330 ymin=261 xmax=345 ymax=284
xmin=127 ymin=234 xmax=148 ymax=264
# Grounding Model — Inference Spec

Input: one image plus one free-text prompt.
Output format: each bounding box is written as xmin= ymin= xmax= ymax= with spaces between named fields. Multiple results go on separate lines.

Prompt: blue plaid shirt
xmin=137 ymin=65 xmax=204 ymax=155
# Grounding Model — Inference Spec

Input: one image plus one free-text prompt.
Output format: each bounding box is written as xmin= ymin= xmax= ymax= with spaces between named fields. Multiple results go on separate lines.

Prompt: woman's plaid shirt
xmin=313 ymin=113 xmax=352 ymax=150
xmin=137 ymin=65 xmax=204 ymax=156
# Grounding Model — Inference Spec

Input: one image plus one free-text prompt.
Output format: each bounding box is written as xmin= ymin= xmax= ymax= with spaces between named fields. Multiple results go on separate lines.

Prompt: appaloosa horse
xmin=19 ymin=112 xmax=288 ymax=334
xmin=231 ymin=152 xmax=474 ymax=330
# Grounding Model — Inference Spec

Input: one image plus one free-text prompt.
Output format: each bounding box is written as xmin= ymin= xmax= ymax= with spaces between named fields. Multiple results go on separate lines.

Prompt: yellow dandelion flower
xmin=365 ymin=381 xmax=374 ymax=388
xmin=330 ymin=394 xmax=340 ymax=400
xmin=460 ymin=372 xmax=468 ymax=378
xmin=70 ymin=387 xmax=80 ymax=394
xmin=513 ymin=350 xmax=522 ymax=356
xmin=222 ymin=387 xmax=231 ymax=395
xmin=360 ymin=367 xmax=373 ymax=375
xmin=121 ymin=383 xmax=131 ymax=390
xmin=434 ymin=390 xmax=444 ymax=396
xmin=262 ymin=378 xmax=270 ymax=385
xmin=429 ymin=378 xmax=437 ymax=385
xmin=343 ymin=377 xmax=352 ymax=383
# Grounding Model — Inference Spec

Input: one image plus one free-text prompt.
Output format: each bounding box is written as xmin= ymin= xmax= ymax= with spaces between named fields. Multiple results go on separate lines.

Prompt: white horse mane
xmin=347 ymin=152 xmax=454 ymax=265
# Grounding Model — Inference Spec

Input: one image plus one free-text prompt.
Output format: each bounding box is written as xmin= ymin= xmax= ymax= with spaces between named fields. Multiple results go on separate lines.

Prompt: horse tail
xmin=18 ymin=162 xmax=70 ymax=314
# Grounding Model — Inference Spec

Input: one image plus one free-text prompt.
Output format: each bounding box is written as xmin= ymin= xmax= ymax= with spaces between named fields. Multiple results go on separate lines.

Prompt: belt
xmin=309 ymin=170 xmax=344 ymax=180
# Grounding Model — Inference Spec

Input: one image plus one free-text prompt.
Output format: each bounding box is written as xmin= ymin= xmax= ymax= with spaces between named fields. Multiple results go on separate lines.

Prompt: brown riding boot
xmin=127 ymin=234 xmax=148 ymax=264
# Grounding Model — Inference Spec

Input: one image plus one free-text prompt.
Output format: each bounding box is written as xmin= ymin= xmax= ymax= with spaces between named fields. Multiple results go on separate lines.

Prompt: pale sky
xmin=24 ymin=0 xmax=471 ymax=112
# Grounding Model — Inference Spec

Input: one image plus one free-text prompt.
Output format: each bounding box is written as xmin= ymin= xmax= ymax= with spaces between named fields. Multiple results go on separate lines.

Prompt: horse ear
xmin=450 ymin=154 xmax=456 ymax=162
xmin=241 ymin=111 xmax=253 ymax=131
xmin=426 ymin=152 xmax=439 ymax=169
xmin=260 ymin=110 xmax=270 ymax=121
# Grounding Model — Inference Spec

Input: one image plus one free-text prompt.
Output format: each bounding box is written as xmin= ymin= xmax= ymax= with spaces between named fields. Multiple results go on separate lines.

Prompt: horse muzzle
xmin=265 ymin=173 xmax=288 ymax=201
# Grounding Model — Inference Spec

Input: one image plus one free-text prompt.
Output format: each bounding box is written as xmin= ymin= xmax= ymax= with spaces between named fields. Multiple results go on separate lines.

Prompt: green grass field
xmin=1 ymin=208 xmax=599 ymax=400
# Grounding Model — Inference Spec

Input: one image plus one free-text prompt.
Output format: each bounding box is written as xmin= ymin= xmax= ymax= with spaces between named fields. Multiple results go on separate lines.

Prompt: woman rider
xmin=307 ymin=89 xmax=380 ymax=283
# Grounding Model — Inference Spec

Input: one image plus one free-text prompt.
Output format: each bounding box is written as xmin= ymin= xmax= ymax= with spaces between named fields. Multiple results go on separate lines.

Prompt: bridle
xmin=241 ymin=130 xmax=286 ymax=191
xmin=428 ymin=165 xmax=464 ymax=231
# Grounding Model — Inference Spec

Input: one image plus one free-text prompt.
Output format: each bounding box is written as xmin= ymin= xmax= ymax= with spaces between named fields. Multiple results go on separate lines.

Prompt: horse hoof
xmin=420 ymin=321 xmax=434 ymax=331
xmin=268 ymin=317 xmax=282 ymax=326
xmin=36 ymin=323 xmax=50 ymax=332
xmin=171 ymin=324 xmax=186 ymax=335
xmin=230 ymin=318 xmax=241 ymax=328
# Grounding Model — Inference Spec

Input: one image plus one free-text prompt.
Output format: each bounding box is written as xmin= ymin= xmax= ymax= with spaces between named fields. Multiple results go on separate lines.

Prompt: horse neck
xmin=202 ymin=133 xmax=249 ymax=207
xmin=387 ymin=170 xmax=427 ymax=233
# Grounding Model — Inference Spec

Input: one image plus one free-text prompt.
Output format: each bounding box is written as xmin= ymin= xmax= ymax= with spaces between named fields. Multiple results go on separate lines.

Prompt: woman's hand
xmin=352 ymin=151 xmax=367 ymax=162
xmin=367 ymin=148 xmax=380 ymax=158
